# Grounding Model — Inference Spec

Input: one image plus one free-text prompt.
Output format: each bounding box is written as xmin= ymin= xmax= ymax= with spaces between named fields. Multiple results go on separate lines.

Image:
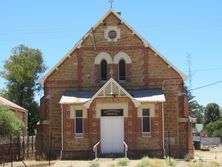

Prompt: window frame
xmin=75 ymin=110 xmax=83 ymax=137
xmin=118 ymin=59 xmax=126 ymax=81
xmin=142 ymin=109 xmax=151 ymax=136
xmin=100 ymin=59 xmax=108 ymax=81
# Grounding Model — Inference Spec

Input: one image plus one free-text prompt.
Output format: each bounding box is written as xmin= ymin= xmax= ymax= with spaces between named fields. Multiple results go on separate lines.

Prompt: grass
xmin=187 ymin=161 xmax=220 ymax=167
xmin=136 ymin=157 xmax=166 ymax=167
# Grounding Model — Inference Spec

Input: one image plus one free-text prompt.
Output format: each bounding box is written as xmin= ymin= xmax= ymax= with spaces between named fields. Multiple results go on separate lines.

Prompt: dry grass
xmin=1 ymin=148 xmax=222 ymax=167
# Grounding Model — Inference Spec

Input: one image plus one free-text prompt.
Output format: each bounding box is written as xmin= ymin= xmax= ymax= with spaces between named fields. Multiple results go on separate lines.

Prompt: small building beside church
xmin=0 ymin=96 xmax=27 ymax=135
xmin=36 ymin=9 xmax=193 ymax=159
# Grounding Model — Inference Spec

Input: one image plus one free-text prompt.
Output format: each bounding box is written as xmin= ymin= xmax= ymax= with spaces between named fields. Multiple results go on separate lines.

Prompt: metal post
xmin=49 ymin=131 xmax=52 ymax=167
xmin=168 ymin=131 xmax=171 ymax=163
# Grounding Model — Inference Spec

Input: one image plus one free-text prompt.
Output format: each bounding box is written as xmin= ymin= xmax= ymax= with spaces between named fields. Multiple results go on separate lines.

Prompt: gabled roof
xmin=84 ymin=78 xmax=141 ymax=108
xmin=0 ymin=96 xmax=27 ymax=112
xmin=40 ymin=9 xmax=187 ymax=85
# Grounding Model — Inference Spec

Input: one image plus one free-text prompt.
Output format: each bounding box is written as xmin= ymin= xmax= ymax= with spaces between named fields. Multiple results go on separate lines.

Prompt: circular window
xmin=108 ymin=30 xmax=117 ymax=39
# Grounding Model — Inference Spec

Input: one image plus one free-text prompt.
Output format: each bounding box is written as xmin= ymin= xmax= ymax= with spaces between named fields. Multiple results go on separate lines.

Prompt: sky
xmin=0 ymin=0 xmax=222 ymax=107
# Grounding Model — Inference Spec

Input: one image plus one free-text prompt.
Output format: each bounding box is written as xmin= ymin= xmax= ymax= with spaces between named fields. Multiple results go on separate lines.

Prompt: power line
xmin=190 ymin=80 xmax=222 ymax=91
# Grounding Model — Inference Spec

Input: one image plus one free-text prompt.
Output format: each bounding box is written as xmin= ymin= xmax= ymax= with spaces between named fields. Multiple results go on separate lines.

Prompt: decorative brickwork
xmin=36 ymin=10 xmax=192 ymax=159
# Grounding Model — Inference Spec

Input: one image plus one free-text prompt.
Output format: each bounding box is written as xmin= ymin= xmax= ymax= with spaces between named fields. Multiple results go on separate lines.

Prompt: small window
xmin=142 ymin=109 xmax=151 ymax=133
xmin=75 ymin=110 xmax=83 ymax=135
xmin=119 ymin=59 xmax=126 ymax=81
xmin=101 ymin=59 xmax=107 ymax=81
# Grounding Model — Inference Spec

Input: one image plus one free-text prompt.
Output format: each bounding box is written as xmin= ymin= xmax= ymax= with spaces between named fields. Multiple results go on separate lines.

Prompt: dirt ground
xmin=1 ymin=147 xmax=222 ymax=167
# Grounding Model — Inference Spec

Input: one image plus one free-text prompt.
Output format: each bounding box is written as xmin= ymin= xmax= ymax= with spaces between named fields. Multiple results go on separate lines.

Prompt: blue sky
xmin=0 ymin=0 xmax=222 ymax=107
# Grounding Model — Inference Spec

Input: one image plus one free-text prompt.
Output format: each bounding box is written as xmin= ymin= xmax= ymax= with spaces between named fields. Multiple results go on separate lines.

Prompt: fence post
xmin=27 ymin=135 xmax=29 ymax=159
xmin=22 ymin=135 xmax=25 ymax=159
xmin=10 ymin=134 xmax=13 ymax=167
xmin=32 ymin=135 xmax=34 ymax=155
xmin=17 ymin=135 xmax=20 ymax=160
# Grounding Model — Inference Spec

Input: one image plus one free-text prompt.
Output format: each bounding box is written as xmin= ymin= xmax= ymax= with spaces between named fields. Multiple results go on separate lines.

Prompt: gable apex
xmin=40 ymin=9 xmax=187 ymax=85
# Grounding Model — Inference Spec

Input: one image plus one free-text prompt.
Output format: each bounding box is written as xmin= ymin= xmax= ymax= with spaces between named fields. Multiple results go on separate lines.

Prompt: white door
xmin=101 ymin=117 xmax=124 ymax=153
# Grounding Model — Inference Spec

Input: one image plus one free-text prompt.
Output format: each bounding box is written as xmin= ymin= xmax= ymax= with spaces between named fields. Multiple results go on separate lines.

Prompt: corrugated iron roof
xmin=0 ymin=96 xmax=27 ymax=112
xmin=129 ymin=89 xmax=165 ymax=102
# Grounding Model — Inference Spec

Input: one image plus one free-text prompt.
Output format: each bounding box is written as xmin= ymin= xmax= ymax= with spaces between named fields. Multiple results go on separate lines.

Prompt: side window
xmin=142 ymin=109 xmax=151 ymax=133
xmin=101 ymin=59 xmax=107 ymax=81
xmin=119 ymin=59 xmax=126 ymax=81
xmin=75 ymin=110 xmax=83 ymax=135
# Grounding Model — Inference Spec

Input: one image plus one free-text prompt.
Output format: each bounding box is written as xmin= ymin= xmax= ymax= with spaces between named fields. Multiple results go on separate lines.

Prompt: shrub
xmin=89 ymin=161 xmax=100 ymax=167
xmin=0 ymin=105 xmax=24 ymax=136
xmin=184 ymin=154 xmax=191 ymax=162
xmin=118 ymin=158 xmax=129 ymax=166
xmin=165 ymin=157 xmax=176 ymax=167
xmin=137 ymin=157 xmax=165 ymax=167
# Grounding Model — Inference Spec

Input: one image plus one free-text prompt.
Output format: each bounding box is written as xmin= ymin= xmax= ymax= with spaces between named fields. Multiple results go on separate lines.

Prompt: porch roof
xmin=59 ymin=89 xmax=165 ymax=104
xmin=129 ymin=89 xmax=165 ymax=102
xmin=59 ymin=90 xmax=96 ymax=104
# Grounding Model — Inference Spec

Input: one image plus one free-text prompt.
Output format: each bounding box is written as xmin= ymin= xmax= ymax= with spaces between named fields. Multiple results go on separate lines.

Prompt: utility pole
xmin=187 ymin=54 xmax=192 ymax=89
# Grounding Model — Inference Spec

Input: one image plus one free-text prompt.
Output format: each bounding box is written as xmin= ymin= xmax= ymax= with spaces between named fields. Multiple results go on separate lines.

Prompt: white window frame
xmin=142 ymin=108 xmax=151 ymax=137
xmin=75 ymin=110 xmax=84 ymax=138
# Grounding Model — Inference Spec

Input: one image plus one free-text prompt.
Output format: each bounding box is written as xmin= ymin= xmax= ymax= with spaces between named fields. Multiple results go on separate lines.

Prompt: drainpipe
xmin=60 ymin=104 xmax=64 ymax=159
xmin=162 ymin=102 xmax=165 ymax=157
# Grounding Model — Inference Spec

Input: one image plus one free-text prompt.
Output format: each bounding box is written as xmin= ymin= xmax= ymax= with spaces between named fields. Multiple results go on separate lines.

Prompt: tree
xmin=0 ymin=105 xmax=24 ymax=136
xmin=184 ymin=86 xmax=204 ymax=123
xmin=205 ymin=118 xmax=222 ymax=137
xmin=204 ymin=103 xmax=221 ymax=125
xmin=0 ymin=45 xmax=46 ymax=135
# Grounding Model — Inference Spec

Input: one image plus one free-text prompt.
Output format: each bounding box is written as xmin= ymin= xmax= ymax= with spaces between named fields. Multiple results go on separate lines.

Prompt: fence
xmin=0 ymin=135 xmax=36 ymax=163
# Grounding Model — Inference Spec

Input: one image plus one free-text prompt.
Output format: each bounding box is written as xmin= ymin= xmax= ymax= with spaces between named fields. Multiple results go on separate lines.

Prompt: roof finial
xmin=109 ymin=0 xmax=114 ymax=8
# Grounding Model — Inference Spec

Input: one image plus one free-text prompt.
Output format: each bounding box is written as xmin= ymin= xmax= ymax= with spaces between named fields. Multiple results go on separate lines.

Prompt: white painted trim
xmin=137 ymin=103 xmax=155 ymax=117
xmin=84 ymin=78 xmax=140 ymax=108
xmin=113 ymin=52 xmax=132 ymax=64
xmin=94 ymin=52 xmax=112 ymax=64
xmin=96 ymin=102 xmax=128 ymax=118
xmin=39 ymin=9 xmax=187 ymax=85
xmin=70 ymin=105 xmax=87 ymax=118
xmin=74 ymin=110 xmax=84 ymax=138
xmin=141 ymin=109 xmax=151 ymax=134
xmin=104 ymin=26 xmax=121 ymax=42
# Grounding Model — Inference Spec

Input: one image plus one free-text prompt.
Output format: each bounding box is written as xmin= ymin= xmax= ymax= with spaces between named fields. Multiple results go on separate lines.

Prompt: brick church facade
xmin=36 ymin=9 xmax=194 ymax=159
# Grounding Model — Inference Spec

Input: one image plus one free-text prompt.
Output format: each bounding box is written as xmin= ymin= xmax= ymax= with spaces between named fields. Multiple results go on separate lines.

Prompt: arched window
xmin=119 ymin=59 xmax=126 ymax=81
xmin=101 ymin=59 xmax=107 ymax=81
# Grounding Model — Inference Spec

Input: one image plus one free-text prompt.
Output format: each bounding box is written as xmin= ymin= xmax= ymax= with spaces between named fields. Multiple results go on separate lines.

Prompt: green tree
xmin=184 ymin=86 xmax=204 ymax=123
xmin=205 ymin=118 xmax=222 ymax=137
xmin=0 ymin=45 xmax=46 ymax=135
xmin=204 ymin=103 xmax=221 ymax=125
xmin=0 ymin=105 xmax=24 ymax=136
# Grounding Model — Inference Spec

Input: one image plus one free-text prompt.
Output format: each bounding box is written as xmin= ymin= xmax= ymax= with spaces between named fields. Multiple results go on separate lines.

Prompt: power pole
xmin=187 ymin=54 xmax=192 ymax=89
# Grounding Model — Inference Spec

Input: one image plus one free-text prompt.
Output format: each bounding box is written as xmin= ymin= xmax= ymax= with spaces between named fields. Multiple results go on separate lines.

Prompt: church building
xmin=36 ymin=9 xmax=193 ymax=159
